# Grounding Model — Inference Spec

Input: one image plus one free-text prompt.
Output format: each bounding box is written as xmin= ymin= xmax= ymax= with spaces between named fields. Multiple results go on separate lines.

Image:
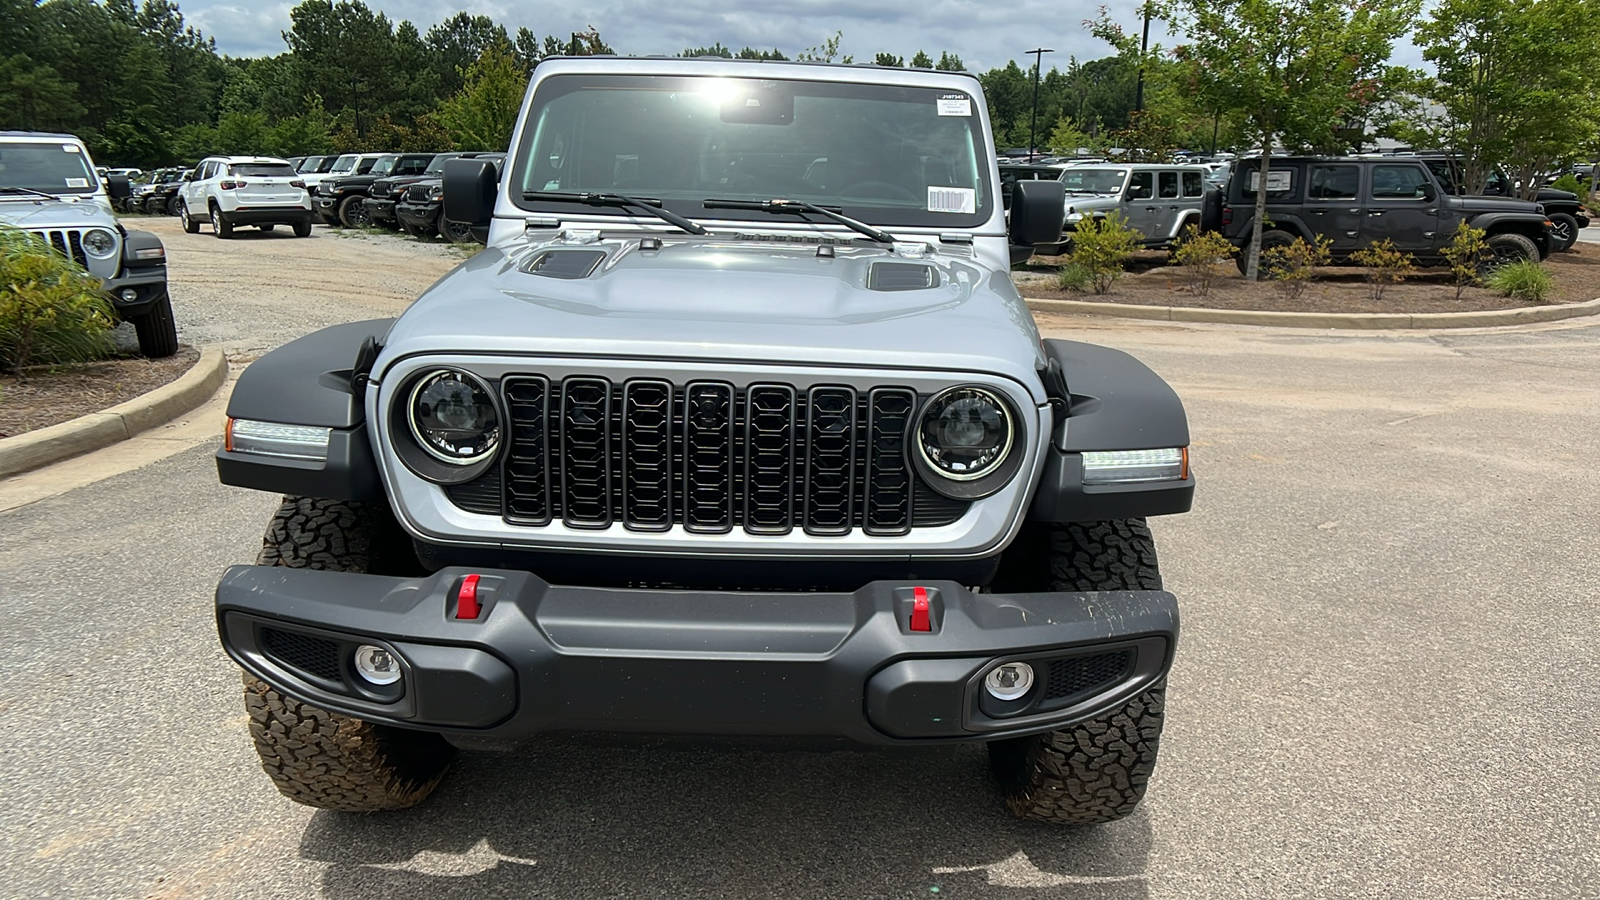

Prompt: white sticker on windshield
xmin=928 ymin=186 xmax=976 ymax=214
xmin=65 ymin=178 xmax=89 ymax=188
xmin=62 ymin=144 xmax=79 ymax=152
xmin=937 ymin=95 xmax=972 ymax=116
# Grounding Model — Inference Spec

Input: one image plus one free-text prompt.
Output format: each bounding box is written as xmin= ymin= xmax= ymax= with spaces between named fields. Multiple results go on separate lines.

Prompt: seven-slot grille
xmin=471 ymin=376 xmax=970 ymax=536
xmin=29 ymin=229 xmax=91 ymax=267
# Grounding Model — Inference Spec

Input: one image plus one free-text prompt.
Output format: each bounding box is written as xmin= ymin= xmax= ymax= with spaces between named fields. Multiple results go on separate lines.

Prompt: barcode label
xmin=927 ymin=186 xmax=976 ymax=214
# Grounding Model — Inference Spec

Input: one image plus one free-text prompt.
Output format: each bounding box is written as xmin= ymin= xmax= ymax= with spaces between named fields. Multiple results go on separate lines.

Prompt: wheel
xmin=983 ymin=520 xmax=1168 ymax=825
xmin=130 ymin=293 xmax=178 ymax=358
xmin=167 ymin=194 xmax=181 ymax=216
xmin=1238 ymin=229 xmax=1296 ymax=277
xmin=142 ymin=196 xmax=162 ymax=215
xmin=439 ymin=217 xmax=475 ymax=243
xmin=258 ymin=224 xmax=275 ymax=233
xmin=293 ymin=219 xmax=313 ymax=237
xmin=339 ymin=195 xmax=371 ymax=228
xmin=210 ymin=202 xmax=232 ymax=238
xmin=1482 ymin=232 xmax=1538 ymax=272
xmin=1547 ymin=213 xmax=1579 ymax=252
xmin=243 ymin=497 xmax=452 ymax=811
xmin=181 ymin=200 xmax=199 ymax=234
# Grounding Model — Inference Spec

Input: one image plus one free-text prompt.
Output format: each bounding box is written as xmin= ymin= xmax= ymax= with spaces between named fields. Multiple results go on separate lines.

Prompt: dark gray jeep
xmin=213 ymin=58 xmax=1195 ymax=825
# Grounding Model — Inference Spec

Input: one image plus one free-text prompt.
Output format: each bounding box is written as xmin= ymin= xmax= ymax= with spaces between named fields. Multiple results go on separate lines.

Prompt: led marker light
xmin=1081 ymin=447 xmax=1188 ymax=485
xmin=225 ymin=418 xmax=332 ymax=462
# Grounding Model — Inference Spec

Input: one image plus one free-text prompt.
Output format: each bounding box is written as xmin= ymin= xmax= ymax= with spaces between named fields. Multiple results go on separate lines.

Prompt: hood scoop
xmin=521 ymin=249 xmax=608 ymax=279
xmin=868 ymin=262 xmax=939 ymax=292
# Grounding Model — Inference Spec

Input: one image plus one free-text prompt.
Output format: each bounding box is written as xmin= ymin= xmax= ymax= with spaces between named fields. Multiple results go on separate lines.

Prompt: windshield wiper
xmin=523 ymin=191 xmax=708 ymax=236
xmin=702 ymin=198 xmax=897 ymax=245
xmin=0 ymin=186 xmax=60 ymax=200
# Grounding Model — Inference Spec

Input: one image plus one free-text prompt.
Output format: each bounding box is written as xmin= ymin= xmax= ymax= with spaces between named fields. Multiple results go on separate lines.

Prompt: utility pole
xmin=1027 ymin=47 xmax=1054 ymax=158
xmin=1134 ymin=1 xmax=1151 ymax=112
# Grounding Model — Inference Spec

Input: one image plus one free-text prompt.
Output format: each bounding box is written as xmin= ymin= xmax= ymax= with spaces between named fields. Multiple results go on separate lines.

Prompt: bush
xmin=1439 ymin=221 xmax=1488 ymax=300
xmin=1550 ymin=173 xmax=1591 ymax=204
xmin=0 ymin=227 xmax=116 ymax=377
xmin=1066 ymin=211 xmax=1143 ymax=294
xmin=1349 ymin=238 xmax=1415 ymax=303
xmin=1057 ymin=261 xmax=1094 ymax=292
xmin=1485 ymin=260 xmax=1553 ymax=303
xmin=1262 ymin=234 xmax=1330 ymax=301
xmin=1168 ymin=225 xmax=1236 ymax=297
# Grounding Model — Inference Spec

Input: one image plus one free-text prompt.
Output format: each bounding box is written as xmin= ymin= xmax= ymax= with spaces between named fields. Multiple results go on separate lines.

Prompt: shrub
xmin=1067 ymin=211 xmax=1143 ymax=294
xmin=1262 ymin=234 xmax=1330 ymax=301
xmin=1439 ymin=221 xmax=1488 ymax=300
xmin=1168 ymin=224 xmax=1236 ymax=297
xmin=1349 ymin=238 xmax=1415 ymax=303
xmin=0 ymin=227 xmax=116 ymax=377
xmin=1550 ymin=173 xmax=1591 ymax=205
xmin=1484 ymin=260 xmax=1553 ymax=303
xmin=1057 ymin=260 xmax=1094 ymax=292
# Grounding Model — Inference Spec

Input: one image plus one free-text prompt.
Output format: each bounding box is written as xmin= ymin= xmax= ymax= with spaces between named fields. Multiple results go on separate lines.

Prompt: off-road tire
xmin=293 ymin=219 xmax=313 ymax=237
xmin=984 ymin=519 xmax=1167 ymax=825
xmin=131 ymin=293 xmax=178 ymax=358
xmin=210 ymin=202 xmax=232 ymax=238
xmin=1547 ymin=213 xmax=1579 ymax=253
xmin=1482 ymin=232 xmax=1538 ymax=271
xmin=1237 ymin=229 xmax=1296 ymax=277
xmin=166 ymin=194 xmax=181 ymax=216
xmin=243 ymin=497 xmax=450 ymax=811
xmin=339 ymin=195 xmax=371 ymax=228
xmin=181 ymin=200 xmax=199 ymax=233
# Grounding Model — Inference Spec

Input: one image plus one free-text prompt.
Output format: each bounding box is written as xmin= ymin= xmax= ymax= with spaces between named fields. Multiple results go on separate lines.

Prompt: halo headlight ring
xmin=392 ymin=368 xmax=502 ymax=484
xmin=82 ymin=228 xmax=118 ymax=258
xmin=911 ymin=385 xmax=1025 ymax=501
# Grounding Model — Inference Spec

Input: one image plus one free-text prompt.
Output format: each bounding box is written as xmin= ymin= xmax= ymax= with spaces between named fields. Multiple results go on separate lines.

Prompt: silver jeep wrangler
xmin=1061 ymin=162 xmax=1217 ymax=249
xmin=0 ymin=131 xmax=177 ymax=357
xmin=212 ymin=58 xmax=1195 ymax=825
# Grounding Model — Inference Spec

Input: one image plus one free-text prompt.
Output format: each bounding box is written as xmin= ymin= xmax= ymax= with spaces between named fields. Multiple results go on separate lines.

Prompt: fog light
xmin=353 ymin=645 xmax=402 ymax=685
xmin=120 ymin=288 xmax=138 ymax=302
xmin=984 ymin=662 xmax=1035 ymax=701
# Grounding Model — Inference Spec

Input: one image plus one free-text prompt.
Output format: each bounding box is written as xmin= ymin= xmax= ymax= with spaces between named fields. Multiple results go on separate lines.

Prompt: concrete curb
xmin=0 ymin=347 xmax=227 ymax=480
xmin=1023 ymin=295 xmax=1600 ymax=329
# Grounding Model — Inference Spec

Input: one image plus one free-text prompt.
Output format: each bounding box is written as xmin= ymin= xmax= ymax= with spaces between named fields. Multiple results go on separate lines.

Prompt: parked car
xmin=313 ymin=152 xmax=433 ymax=227
xmin=1404 ymin=156 xmax=1591 ymax=252
xmin=133 ymin=168 xmax=187 ymax=215
xmin=363 ymin=153 xmax=465 ymax=228
xmin=0 ymin=131 xmax=177 ymax=356
xmin=1059 ymin=164 xmax=1219 ymax=250
xmin=211 ymin=57 xmax=1193 ymax=827
xmin=394 ymin=153 xmax=505 ymax=241
xmin=301 ymin=152 xmax=379 ymax=197
xmin=178 ymin=155 xmax=314 ymax=237
xmin=1220 ymin=156 xmax=1552 ymax=272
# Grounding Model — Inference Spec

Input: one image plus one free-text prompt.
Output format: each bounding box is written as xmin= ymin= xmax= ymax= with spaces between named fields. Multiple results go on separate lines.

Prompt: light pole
xmin=1134 ymin=2 xmax=1151 ymax=112
xmin=1027 ymin=47 xmax=1054 ymax=158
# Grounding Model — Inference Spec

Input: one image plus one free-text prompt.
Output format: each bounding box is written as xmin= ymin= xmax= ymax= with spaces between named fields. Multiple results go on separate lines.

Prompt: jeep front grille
xmin=455 ymin=376 xmax=970 ymax=535
xmin=29 ymin=229 xmax=90 ymax=268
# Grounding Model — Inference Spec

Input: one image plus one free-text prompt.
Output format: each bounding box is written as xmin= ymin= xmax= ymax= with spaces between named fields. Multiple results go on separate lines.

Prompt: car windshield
xmin=370 ymin=155 xmax=397 ymax=176
xmin=229 ymin=162 xmax=296 ymax=177
xmin=0 ymin=141 xmax=100 ymax=194
xmin=423 ymin=154 xmax=456 ymax=176
xmin=1060 ymin=168 xmax=1127 ymax=194
xmin=512 ymin=74 xmax=992 ymax=228
xmin=329 ymin=155 xmax=357 ymax=174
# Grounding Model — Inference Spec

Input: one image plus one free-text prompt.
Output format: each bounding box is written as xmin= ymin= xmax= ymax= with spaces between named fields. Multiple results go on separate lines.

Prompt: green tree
xmin=935 ymin=51 xmax=964 ymax=71
xmin=427 ymin=12 xmax=509 ymax=98
xmin=873 ymin=52 xmax=903 ymax=67
xmin=910 ymin=50 xmax=934 ymax=68
xmin=797 ymin=31 xmax=852 ymax=64
xmin=434 ymin=41 xmax=527 ymax=152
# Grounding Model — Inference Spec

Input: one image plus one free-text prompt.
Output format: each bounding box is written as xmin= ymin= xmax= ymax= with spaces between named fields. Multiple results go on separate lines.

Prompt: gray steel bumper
xmin=215 ymin=566 xmax=1177 ymax=745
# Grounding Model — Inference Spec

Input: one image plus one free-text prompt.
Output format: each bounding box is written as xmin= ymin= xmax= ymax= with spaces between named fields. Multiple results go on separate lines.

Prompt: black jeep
xmin=315 ymin=153 xmax=435 ymax=228
xmin=1407 ymin=155 xmax=1590 ymax=252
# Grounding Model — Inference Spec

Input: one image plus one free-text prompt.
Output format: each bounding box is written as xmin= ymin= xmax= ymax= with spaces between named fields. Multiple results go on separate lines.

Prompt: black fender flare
xmin=215 ymin=319 xmax=394 ymax=501
xmin=1029 ymin=340 xmax=1195 ymax=523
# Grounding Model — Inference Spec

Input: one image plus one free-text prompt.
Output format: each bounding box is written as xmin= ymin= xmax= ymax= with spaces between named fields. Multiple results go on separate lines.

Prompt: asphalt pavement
xmin=1577 ymin=225 xmax=1600 ymax=245
xmin=2 ymin=226 xmax=1597 ymax=899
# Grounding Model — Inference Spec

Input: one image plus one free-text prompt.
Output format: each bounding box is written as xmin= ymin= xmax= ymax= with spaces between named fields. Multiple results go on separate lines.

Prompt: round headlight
xmin=407 ymin=369 xmax=500 ymax=465
xmin=82 ymin=228 xmax=117 ymax=258
xmin=917 ymin=387 xmax=1014 ymax=481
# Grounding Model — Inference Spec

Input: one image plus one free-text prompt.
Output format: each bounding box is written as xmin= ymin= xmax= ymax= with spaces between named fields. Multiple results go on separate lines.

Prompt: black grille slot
xmin=804 ymin=387 xmax=857 ymax=535
xmin=504 ymin=377 xmax=551 ymax=524
xmin=561 ymin=377 xmax=612 ymax=527
xmin=34 ymin=229 xmax=89 ymax=268
xmin=684 ymin=382 xmax=734 ymax=532
xmin=1045 ymin=651 xmax=1134 ymax=702
xmin=444 ymin=467 xmax=501 ymax=515
xmin=744 ymin=385 xmax=796 ymax=534
xmin=865 ymin=388 xmax=915 ymax=535
xmin=623 ymin=380 xmax=673 ymax=530
xmin=911 ymin=481 xmax=969 ymax=528
xmin=261 ymin=628 xmax=342 ymax=683
xmin=371 ymin=183 xmax=390 ymax=198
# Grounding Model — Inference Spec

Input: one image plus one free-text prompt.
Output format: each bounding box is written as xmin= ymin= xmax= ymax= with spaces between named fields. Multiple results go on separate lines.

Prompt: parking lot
xmin=2 ymin=221 xmax=1597 ymax=899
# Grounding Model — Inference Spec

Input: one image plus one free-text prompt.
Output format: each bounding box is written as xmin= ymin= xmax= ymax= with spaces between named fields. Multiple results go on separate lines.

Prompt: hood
xmin=378 ymin=234 xmax=1047 ymax=400
xmin=1453 ymin=194 xmax=1544 ymax=214
xmin=0 ymin=196 xmax=116 ymax=229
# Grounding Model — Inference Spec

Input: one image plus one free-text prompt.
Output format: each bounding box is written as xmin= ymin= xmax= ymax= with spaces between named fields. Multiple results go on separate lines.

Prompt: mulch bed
xmin=0 ymin=346 xmax=200 ymax=439
xmin=1018 ymin=241 xmax=1600 ymax=313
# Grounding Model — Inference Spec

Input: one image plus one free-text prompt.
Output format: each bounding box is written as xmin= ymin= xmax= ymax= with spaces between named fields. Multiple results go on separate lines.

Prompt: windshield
xmin=1060 ymin=168 xmax=1127 ymax=194
xmin=329 ymin=155 xmax=357 ymax=174
xmin=370 ymin=155 xmax=397 ymax=176
xmin=512 ymin=74 xmax=992 ymax=228
xmin=423 ymin=154 xmax=456 ymax=176
xmin=229 ymin=162 xmax=296 ymax=178
xmin=0 ymin=142 xmax=100 ymax=194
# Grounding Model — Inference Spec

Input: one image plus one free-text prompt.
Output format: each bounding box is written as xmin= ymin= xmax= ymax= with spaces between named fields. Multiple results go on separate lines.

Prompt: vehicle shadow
xmin=301 ymin=737 xmax=1155 ymax=899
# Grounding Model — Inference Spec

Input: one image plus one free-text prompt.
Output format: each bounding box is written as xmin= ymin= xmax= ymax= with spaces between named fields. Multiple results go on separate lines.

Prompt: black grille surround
xmin=445 ymin=375 xmax=976 ymax=536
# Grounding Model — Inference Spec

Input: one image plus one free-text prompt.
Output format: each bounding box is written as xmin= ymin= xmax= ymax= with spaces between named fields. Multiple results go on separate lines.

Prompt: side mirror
xmin=107 ymin=174 xmax=132 ymax=200
xmin=1419 ymin=183 xmax=1436 ymax=202
xmin=1009 ymin=179 xmax=1066 ymax=247
xmin=443 ymin=157 xmax=499 ymax=235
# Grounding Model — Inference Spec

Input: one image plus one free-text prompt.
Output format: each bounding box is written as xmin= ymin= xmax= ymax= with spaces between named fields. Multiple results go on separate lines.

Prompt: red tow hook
xmin=910 ymin=586 xmax=932 ymax=632
xmin=456 ymin=574 xmax=482 ymax=619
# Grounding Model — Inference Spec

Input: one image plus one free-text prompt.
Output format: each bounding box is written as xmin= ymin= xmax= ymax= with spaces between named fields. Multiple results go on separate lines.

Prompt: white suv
xmin=178 ymin=156 xmax=314 ymax=238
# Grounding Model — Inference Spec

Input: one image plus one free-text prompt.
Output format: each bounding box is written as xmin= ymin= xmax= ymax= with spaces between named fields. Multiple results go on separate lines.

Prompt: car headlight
xmin=81 ymin=228 xmax=117 ymax=258
xmin=1065 ymin=209 xmax=1083 ymax=223
xmin=428 ymin=185 xmax=444 ymax=201
xmin=406 ymin=369 xmax=500 ymax=465
xmin=913 ymin=386 xmax=1021 ymax=499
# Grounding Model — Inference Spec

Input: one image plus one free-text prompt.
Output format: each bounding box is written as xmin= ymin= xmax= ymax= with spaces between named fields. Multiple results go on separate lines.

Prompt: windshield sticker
xmin=1248 ymin=171 xmax=1292 ymax=192
xmin=937 ymin=95 xmax=972 ymax=117
xmin=62 ymin=144 xmax=80 ymax=152
xmin=928 ymin=186 xmax=976 ymax=214
xmin=65 ymin=178 xmax=89 ymax=188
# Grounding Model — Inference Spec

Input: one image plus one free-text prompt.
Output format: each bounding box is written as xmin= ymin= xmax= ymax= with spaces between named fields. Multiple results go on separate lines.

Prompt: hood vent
xmin=522 ymin=249 xmax=608 ymax=279
xmin=868 ymin=262 xmax=938 ymax=292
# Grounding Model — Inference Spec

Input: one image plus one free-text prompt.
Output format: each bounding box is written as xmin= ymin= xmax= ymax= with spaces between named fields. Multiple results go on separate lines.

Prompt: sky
xmin=182 ymin=0 xmax=1179 ymax=72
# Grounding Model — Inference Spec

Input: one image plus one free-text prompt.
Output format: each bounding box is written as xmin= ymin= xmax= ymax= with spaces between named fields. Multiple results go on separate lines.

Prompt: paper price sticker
xmin=928 ymin=186 xmax=976 ymax=214
xmin=936 ymin=94 xmax=972 ymax=117
xmin=65 ymin=178 xmax=89 ymax=188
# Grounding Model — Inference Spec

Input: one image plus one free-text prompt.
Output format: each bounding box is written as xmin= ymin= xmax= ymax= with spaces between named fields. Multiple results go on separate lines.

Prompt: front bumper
xmin=216 ymin=566 xmax=1177 ymax=745
xmin=364 ymin=198 xmax=397 ymax=222
xmin=104 ymin=264 xmax=167 ymax=317
xmin=395 ymin=200 xmax=440 ymax=229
